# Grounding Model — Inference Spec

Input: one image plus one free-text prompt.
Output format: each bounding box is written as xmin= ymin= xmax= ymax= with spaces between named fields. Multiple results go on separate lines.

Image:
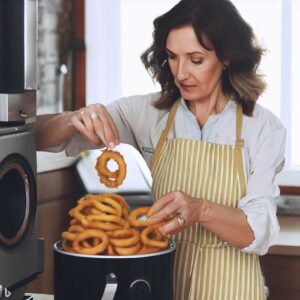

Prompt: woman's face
xmin=166 ymin=25 xmax=224 ymax=103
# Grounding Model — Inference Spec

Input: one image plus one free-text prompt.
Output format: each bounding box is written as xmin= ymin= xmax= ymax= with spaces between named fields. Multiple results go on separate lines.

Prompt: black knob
xmin=129 ymin=279 xmax=151 ymax=300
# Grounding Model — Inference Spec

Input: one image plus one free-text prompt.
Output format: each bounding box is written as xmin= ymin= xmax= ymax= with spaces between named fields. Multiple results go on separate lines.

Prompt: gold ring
xmin=177 ymin=216 xmax=185 ymax=228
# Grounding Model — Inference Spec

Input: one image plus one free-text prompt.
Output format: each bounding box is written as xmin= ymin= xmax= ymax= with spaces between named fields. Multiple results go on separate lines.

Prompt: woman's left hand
xmin=148 ymin=191 xmax=209 ymax=235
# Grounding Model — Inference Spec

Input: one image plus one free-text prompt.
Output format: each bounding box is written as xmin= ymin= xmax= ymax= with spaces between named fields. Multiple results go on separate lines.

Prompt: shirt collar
xmin=179 ymin=97 xmax=236 ymax=116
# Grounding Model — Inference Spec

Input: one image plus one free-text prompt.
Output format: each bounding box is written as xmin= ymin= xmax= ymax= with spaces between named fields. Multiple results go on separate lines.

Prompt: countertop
xmin=268 ymin=215 xmax=300 ymax=256
xmin=36 ymin=151 xmax=78 ymax=174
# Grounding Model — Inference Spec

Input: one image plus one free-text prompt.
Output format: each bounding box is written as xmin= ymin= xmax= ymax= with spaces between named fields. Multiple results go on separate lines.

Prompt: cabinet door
xmin=26 ymin=167 xmax=84 ymax=294
xmin=260 ymin=254 xmax=300 ymax=300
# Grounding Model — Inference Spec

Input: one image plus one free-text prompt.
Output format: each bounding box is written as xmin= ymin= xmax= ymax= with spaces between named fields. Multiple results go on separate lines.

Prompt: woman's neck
xmin=187 ymin=93 xmax=230 ymax=128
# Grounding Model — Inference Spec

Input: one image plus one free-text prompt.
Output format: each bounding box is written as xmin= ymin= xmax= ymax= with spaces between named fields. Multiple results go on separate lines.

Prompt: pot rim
xmin=54 ymin=239 xmax=176 ymax=259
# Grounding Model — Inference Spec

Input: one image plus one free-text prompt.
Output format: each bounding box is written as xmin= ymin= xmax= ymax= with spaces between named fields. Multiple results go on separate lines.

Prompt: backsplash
xmin=276 ymin=195 xmax=300 ymax=216
xmin=37 ymin=0 xmax=72 ymax=114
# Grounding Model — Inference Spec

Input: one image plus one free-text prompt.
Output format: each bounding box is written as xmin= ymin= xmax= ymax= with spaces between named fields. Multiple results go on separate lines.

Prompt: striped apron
xmin=150 ymin=101 xmax=265 ymax=300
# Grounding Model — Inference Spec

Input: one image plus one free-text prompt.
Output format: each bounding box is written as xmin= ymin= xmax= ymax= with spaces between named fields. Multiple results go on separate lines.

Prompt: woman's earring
xmin=223 ymin=65 xmax=228 ymax=71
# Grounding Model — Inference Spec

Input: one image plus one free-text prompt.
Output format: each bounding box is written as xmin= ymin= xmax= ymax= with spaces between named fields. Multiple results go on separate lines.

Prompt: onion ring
xmin=95 ymin=149 xmax=127 ymax=188
xmin=129 ymin=207 xmax=151 ymax=227
xmin=87 ymin=214 xmax=130 ymax=230
xmin=88 ymin=195 xmax=122 ymax=217
xmin=141 ymin=226 xmax=169 ymax=249
xmin=69 ymin=200 xmax=95 ymax=227
xmin=62 ymin=231 xmax=76 ymax=242
xmin=107 ymin=244 xmax=116 ymax=256
xmin=73 ymin=229 xmax=109 ymax=255
xmin=109 ymin=229 xmax=140 ymax=247
xmin=113 ymin=243 xmax=142 ymax=256
xmin=61 ymin=193 xmax=171 ymax=256
xmin=101 ymin=193 xmax=129 ymax=210
xmin=68 ymin=225 xmax=85 ymax=233
xmin=62 ymin=240 xmax=75 ymax=253
xmin=139 ymin=245 xmax=162 ymax=255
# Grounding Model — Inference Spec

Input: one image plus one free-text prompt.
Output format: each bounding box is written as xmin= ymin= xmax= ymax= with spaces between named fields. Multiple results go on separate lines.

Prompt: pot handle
xmin=102 ymin=273 xmax=118 ymax=299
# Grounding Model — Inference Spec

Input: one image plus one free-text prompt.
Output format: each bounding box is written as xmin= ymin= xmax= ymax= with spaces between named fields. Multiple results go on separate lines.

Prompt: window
xmin=86 ymin=0 xmax=300 ymax=184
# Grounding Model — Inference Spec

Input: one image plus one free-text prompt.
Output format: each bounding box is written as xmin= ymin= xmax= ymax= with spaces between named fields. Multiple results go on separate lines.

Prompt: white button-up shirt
xmin=59 ymin=92 xmax=286 ymax=255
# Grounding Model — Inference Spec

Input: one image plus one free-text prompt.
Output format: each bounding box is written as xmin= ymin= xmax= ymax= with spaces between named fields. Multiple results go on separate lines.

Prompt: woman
xmin=35 ymin=0 xmax=285 ymax=299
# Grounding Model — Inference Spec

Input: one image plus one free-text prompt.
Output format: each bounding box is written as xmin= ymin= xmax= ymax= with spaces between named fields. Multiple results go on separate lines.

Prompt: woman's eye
xmin=192 ymin=59 xmax=203 ymax=65
xmin=167 ymin=54 xmax=176 ymax=60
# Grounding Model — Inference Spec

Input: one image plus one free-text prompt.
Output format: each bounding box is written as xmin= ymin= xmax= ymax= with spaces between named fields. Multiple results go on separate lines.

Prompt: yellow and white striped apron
xmin=150 ymin=101 xmax=265 ymax=300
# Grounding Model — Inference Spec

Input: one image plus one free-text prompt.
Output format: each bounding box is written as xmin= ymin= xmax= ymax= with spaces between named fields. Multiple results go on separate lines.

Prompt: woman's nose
xmin=176 ymin=60 xmax=189 ymax=81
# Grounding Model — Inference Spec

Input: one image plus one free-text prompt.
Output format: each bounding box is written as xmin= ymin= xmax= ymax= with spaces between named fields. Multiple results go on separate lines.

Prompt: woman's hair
xmin=141 ymin=0 xmax=266 ymax=115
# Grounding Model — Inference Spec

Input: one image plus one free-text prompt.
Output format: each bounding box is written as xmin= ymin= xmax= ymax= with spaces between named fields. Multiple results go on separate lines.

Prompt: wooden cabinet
xmin=26 ymin=167 xmax=85 ymax=294
xmin=260 ymin=254 xmax=300 ymax=300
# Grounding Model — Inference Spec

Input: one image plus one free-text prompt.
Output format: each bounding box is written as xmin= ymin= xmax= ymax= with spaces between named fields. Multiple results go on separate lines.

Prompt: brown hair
xmin=141 ymin=0 xmax=266 ymax=115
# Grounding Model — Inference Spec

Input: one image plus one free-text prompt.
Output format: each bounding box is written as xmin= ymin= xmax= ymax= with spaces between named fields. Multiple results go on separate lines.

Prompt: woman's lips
xmin=179 ymin=83 xmax=197 ymax=92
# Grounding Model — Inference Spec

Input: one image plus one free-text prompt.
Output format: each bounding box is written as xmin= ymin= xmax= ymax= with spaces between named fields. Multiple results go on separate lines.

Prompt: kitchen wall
xmin=37 ymin=0 xmax=72 ymax=114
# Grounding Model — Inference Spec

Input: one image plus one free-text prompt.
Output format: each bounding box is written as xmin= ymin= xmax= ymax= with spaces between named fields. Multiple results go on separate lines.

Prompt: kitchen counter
xmin=268 ymin=215 xmax=300 ymax=256
xmin=36 ymin=151 xmax=78 ymax=174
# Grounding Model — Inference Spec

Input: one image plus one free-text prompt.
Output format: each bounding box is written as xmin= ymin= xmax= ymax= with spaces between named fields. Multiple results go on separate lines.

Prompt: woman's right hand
xmin=69 ymin=103 xmax=120 ymax=148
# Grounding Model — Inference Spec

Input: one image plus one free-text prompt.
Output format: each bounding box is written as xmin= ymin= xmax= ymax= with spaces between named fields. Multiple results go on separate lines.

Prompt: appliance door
xmin=0 ymin=0 xmax=37 ymax=92
xmin=0 ymin=153 xmax=36 ymax=248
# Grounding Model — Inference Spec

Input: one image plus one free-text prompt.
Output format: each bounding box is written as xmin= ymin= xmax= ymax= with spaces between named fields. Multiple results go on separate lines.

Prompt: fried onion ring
xmin=61 ymin=193 xmax=171 ymax=256
xmin=113 ymin=243 xmax=142 ymax=256
xmin=69 ymin=200 xmax=95 ymax=227
xmin=101 ymin=193 xmax=129 ymax=210
xmin=107 ymin=244 xmax=116 ymax=256
xmin=129 ymin=207 xmax=151 ymax=227
xmin=87 ymin=214 xmax=130 ymax=230
xmin=88 ymin=195 xmax=122 ymax=217
xmin=139 ymin=245 xmax=162 ymax=255
xmin=73 ymin=229 xmax=109 ymax=255
xmin=62 ymin=240 xmax=75 ymax=253
xmin=141 ymin=226 xmax=169 ymax=249
xmin=95 ymin=149 xmax=127 ymax=188
xmin=109 ymin=228 xmax=140 ymax=247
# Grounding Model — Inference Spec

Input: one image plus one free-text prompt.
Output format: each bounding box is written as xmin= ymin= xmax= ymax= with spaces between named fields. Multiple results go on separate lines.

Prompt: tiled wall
xmin=37 ymin=0 xmax=72 ymax=114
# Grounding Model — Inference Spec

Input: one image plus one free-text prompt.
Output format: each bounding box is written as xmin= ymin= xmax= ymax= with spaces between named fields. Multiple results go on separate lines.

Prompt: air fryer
xmin=54 ymin=240 xmax=175 ymax=300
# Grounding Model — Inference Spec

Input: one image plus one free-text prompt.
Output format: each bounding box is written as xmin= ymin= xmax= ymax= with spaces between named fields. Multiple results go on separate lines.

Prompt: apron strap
xmin=235 ymin=104 xmax=244 ymax=148
xmin=150 ymin=100 xmax=180 ymax=170
xmin=234 ymin=103 xmax=246 ymax=194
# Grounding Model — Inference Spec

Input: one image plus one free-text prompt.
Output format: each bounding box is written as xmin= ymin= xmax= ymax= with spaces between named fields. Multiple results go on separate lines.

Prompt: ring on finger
xmin=80 ymin=110 xmax=85 ymax=115
xmin=177 ymin=216 xmax=185 ymax=228
xmin=90 ymin=111 xmax=98 ymax=120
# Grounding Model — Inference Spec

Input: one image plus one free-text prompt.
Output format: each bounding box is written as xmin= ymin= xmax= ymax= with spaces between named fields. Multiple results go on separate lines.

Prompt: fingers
xmin=70 ymin=103 xmax=120 ymax=147
xmin=147 ymin=192 xmax=175 ymax=217
xmin=95 ymin=105 xmax=120 ymax=147
xmin=70 ymin=112 xmax=101 ymax=145
xmin=148 ymin=191 xmax=195 ymax=235
xmin=158 ymin=217 xmax=183 ymax=235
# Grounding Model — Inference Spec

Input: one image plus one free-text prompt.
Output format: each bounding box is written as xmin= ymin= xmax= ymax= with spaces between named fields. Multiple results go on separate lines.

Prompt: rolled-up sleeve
xmin=239 ymin=126 xmax=286 ymax=255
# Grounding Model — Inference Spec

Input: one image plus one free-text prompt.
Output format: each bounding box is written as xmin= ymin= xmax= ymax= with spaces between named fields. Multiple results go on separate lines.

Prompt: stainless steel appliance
xmin=0 ymin=1 xmax=43 ymax=299
xmin=54 ymin=241 xmax=175 ymax=300
xmin=0 ymin=126 xmax=43 ymax=300
xmin=0 ymin=0 xmax=37 ymax=124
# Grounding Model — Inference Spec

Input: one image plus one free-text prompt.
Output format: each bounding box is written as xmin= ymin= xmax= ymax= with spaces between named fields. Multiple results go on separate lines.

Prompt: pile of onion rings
xmin=95 ymin=149 xmax=127 ymax=188
xmin=61 ymin=193 xmax=169 ymax=256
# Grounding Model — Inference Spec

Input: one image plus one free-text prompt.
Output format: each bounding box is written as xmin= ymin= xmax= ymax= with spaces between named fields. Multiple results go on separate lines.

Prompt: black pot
xmin=53 ymin=240 xmax=175 ymax=300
